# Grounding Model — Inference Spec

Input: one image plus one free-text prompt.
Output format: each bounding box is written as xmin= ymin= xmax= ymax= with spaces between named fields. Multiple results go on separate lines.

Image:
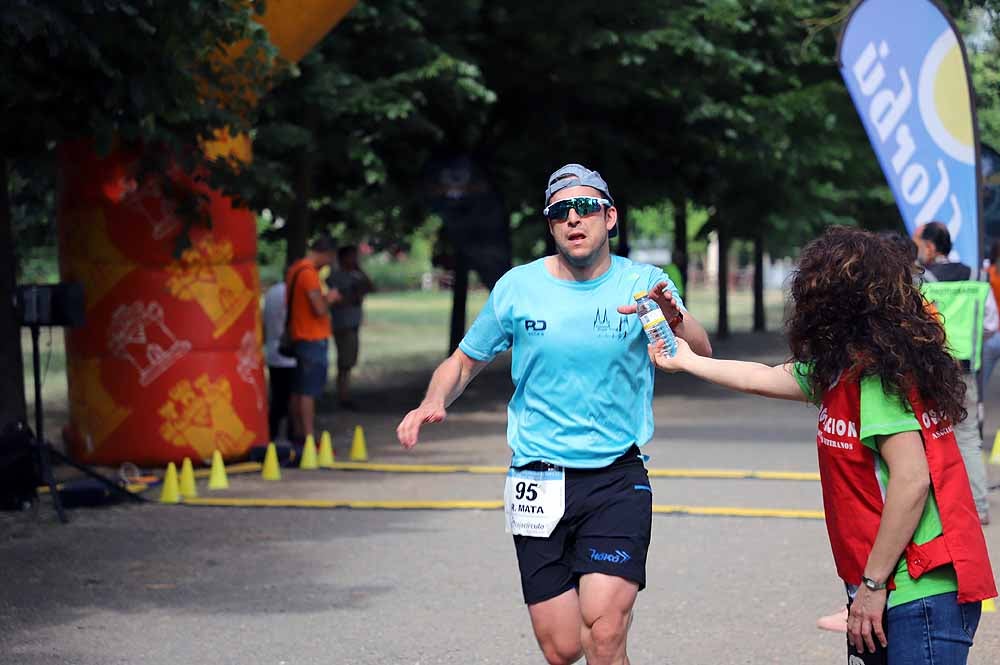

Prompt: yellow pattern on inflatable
xmin=61 ymin=209 xmax=135 ymax=309
xmin=165 ymin=237 xmax=255 ymax=339
xmin=66 ymin=355 xmax=131 ymax=455
xmin=158 ymin=374 xmax=255 ymax=459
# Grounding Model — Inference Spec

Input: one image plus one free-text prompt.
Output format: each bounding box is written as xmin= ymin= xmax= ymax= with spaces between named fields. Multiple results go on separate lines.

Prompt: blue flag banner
xmin=838 ymin=0 xmax=982 ymax=268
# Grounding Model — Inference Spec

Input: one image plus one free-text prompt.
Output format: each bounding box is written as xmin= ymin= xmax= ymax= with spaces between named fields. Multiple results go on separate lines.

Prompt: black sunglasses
xmin=543 ymin=196 xmax=610 ymax=222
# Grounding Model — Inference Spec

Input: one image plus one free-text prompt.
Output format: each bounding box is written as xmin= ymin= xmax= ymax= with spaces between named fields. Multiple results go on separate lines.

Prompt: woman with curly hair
xmin=648 ymin=227 xmax=995 ymax=664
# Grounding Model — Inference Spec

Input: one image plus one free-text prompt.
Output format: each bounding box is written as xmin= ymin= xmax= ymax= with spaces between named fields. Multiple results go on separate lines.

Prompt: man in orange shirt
xmin=285 ymin=235 xmax=342 ymax=439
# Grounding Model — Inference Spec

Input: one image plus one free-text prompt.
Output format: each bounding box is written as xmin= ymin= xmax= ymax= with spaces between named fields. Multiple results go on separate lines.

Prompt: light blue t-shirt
xmin=459 ymin=256 xmax=683 ymax=468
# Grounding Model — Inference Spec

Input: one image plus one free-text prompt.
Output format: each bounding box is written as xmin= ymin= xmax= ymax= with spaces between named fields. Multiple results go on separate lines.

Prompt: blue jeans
xmin=884 ymin=592 xmax=981 ymax=664
xmin=983 ymin=332 xmax=1000 ymax=387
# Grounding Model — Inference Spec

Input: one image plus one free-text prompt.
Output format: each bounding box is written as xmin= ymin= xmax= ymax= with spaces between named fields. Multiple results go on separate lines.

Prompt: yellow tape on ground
xmin=328 ymin=461 xmax=504 ymax=474
xmin=38 ymin=461 xmax=264 ymax=495
xmin=38 ymin=482 xmax=148 ymax=496
xmin=193 ymin=461 xmax=262 ymax=478
xmin=180 ymin=497 xmax=824 ymax=519
xmin=990 ymin=430 xmax=1000 ymax=466
xmin=653 ymin=505 xmax=825 ymax=520
xmin=646 ymin=468 xmax=820 ymax=481
xmin=328 ymin=461 xmax=820 ymax=481
xmin=184 ymin=498 xmax=503 ymax=510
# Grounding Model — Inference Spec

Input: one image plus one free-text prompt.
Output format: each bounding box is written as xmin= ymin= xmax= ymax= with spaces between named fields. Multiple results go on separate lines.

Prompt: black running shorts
xmin=512 ymin=445 xmax=653 ymax=605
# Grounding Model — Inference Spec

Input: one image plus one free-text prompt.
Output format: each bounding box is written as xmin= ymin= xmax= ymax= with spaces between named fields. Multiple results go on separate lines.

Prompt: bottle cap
xmin=632 ymin=290 xmax=648 ymax=300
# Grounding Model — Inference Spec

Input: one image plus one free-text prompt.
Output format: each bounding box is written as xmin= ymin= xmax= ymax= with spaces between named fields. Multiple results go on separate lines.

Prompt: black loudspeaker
xmin=15 ymin=282 xmax=85 ymax=328
xmin=0 ymin=422 xmax=39 ymax=510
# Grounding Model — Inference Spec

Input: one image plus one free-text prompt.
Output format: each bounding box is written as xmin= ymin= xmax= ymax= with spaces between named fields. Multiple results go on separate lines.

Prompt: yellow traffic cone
xmin=179 ymin=457 xmax=197 ymax=498
xmin=159 ymin=462 xmax=180 ymax=504
xmin=300 ymin=434 xmax=319 ymax=470
xmin=990 ymin=430 xmax=1000 ymax=465
xmin=984 ymin=597 xmax=997 ymax=613
xmin=208 ymin=450 xmax=229 ymax=490
xmin=350 ymin=425 xmax=368 ymax=462
xmin=262 ymin=442 xmax=282 ymax=481
xmin=318 ymin=430 xmax=335 ymax=467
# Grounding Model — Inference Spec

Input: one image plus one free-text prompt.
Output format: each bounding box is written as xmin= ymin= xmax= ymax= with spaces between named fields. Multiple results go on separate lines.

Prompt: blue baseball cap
xmin=544 ymin=164 xmax=617 ymax=238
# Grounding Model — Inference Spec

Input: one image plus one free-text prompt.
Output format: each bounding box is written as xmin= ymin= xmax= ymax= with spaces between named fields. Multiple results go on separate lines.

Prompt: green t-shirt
xmin=793 ymin=364 xmax=957 ymax=608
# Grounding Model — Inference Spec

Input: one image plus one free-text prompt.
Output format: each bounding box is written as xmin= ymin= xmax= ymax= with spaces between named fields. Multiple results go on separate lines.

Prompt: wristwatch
xmin=861 ymin=575 xmax=887 ymax=591
xmin=668 ymin=310 xmax=684 ymax=329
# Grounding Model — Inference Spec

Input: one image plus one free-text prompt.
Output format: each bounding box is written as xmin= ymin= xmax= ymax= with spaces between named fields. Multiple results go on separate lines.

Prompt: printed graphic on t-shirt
xmin=592 ymin=307 xmax=630 ymax=340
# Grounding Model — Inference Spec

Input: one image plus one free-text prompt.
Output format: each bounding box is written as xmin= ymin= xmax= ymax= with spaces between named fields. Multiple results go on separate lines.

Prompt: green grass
xmin=22 ymin=285 xmax=787 ymax=437
xmin=357 ymin=289 xmax=490 ymax=379
xmin=357 ymin=285 xmax=788 ymax=380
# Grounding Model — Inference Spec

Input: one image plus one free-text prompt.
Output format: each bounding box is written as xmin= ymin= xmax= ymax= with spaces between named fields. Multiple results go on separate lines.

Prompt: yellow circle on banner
xmin=932 ymin=45 xmax=973 ymax=152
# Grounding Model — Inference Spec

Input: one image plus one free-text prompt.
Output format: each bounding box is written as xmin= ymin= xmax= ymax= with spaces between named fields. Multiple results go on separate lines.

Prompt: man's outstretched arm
xmin=396 ymin=348 xmax=490 ymax=448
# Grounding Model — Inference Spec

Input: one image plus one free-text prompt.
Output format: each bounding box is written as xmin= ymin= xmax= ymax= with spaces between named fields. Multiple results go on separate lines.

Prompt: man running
xmin=397 ymin=164 xmax=711 ymax=665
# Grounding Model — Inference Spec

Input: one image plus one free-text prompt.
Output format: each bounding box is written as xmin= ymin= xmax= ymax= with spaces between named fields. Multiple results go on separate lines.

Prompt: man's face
xmin=546 ymin=185 xmax=617 ymax=268
xmin=340 ymin=251 xmax=358 ymax=270
xmin=917 ymin=238 xmax=937 ymax=265
xmin=315 ymin=250 xmax=336 ymax=269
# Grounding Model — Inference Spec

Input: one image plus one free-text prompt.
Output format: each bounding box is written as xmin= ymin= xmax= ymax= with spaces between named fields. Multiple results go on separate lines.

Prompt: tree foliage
xmin=2 ymin=0 xmax=275 ymax=159
xmin=244 ymin=0 xmax=922 ymax=265
xmin=242 ymin=0 xmax=495 ymax=251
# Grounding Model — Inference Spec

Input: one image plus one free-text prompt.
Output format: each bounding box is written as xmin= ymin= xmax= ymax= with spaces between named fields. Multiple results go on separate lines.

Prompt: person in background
xmin=286 ymin=235 xmax=342 ymax=440
xmin=663 ymin=249 xmax=686 ymax=300
xmin=917 ymin=222 xmax=996 ymax=526
xmin=262 ymin=280 xmax=296 ymax=442
xmin=326 ymin=244 xmax=375 ymax=409
xmin=979 ymin=239 xmax=1000 ymax=389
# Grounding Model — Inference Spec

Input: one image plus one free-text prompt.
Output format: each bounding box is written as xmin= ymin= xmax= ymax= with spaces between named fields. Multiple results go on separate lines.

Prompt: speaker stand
xmin=28 ymin=324 xmax=143 ymax=524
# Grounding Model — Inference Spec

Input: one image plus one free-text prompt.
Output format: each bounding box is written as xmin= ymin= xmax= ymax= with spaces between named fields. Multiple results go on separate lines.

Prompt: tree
xmin=242 ymin=0 xmax=495 ymax=255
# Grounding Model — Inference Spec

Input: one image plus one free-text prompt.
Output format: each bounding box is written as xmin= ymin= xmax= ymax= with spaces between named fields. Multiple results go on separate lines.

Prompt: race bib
xmin=504 ymin=468 xmax=565 ymax=538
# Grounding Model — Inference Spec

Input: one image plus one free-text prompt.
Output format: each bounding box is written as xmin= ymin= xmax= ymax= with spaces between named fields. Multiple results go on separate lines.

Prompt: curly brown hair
xmin=786 ymin=226 xmax=966 ymax=423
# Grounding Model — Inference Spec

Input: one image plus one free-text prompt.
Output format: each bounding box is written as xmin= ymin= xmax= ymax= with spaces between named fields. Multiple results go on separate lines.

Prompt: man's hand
xmin=326 ymin=288 xmax=343 ymax=305
xmin=396 ymin=403 xmax=448 ymax=449
xmin=616 ymin=281 xmax=682 ymax=323
xmin=847 ymin=586 xmax=888 ymax=654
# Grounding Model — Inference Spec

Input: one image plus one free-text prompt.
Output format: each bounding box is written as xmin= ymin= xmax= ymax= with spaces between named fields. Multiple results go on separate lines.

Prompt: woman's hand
xmin=647 ymin=337 xmax=695 ymax=373
xmin=847 ymin=585 xmax=888 ymax=653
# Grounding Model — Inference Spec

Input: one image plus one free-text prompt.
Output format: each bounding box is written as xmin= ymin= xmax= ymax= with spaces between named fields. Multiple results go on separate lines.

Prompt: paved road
xmin=1 ymin=332 xmax=998 ymax=664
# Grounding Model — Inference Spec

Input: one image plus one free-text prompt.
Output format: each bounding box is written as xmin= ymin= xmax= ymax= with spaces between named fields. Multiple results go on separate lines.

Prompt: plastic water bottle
xmin=633 ymin=290 xmax=677 ymax=357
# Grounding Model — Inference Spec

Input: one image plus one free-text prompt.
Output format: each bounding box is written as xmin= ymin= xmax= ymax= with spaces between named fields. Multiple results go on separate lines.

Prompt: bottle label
xmin=639 ymin=310 xmax=666 ymax=330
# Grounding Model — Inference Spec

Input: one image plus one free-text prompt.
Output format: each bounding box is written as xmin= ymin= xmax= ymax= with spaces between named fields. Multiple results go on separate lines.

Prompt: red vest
xmin=817 ymin=373 xmax=996 ymax=603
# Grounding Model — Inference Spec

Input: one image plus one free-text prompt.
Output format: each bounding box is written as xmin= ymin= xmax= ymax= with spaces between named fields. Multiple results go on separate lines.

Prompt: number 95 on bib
xmin=504 ymin=468 xmax=565 ymax=538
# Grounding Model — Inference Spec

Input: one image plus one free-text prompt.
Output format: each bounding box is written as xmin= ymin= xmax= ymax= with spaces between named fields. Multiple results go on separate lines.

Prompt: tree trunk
xmin=0 ymin=158 xmax=28 ymax=429
xmin=614 ymin=198 xmax=629 ymax=257
xmin=449 ymin=253 xmax=469 ymax=354
xmin=716 ymin=220 xmax=730 ymax=339
xmin=286 ymin=105 xmax=319 ymax=264
xmin=753 ymin=232 xmax=765 ymax=332
xmin=671 ymin=194 xmax=688 ymax=293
